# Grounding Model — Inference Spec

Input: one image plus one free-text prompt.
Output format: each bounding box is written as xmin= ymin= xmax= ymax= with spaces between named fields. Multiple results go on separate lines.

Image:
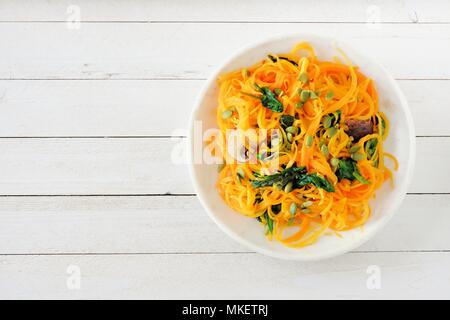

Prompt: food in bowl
xmin=208 ymin=42 xmax=397 ymax=248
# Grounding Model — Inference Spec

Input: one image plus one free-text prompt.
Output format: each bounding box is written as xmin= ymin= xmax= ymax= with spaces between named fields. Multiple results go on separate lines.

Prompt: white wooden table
xmin=0 ymin=0 xmax=449 ymax=299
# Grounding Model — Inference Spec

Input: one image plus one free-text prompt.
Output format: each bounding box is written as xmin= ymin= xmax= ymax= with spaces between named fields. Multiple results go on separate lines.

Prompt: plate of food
xmin=189 ymin=34 xmax=415 ymax=261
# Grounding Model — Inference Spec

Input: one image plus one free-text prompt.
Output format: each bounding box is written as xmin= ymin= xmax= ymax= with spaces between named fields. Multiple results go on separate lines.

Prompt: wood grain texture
xmin=0 ymin=137 xmax=444 ymax=195
xmin=0 ymin=23 xmax=449 ymax=80
xmin=0 ymin=0 xmax=448 ymax=299
xmin=0 ymin=80 xmax=198 ymax=137
xmin=0 ymin=138 xmax=189 ymax=195
xmin=0 ymin=79 xmax=446 ymax=137
xmin=1 ymin=252 xmax=449 ymax=299
xmin=0 ymin=194 xmax=448 ymax=255
xmin=0 ymin=0 xmax=448 ymax=23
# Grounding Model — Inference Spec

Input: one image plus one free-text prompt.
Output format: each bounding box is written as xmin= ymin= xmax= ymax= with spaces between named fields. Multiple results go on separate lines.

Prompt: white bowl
xmin=189 ymin=34 xmax=415 ymax=261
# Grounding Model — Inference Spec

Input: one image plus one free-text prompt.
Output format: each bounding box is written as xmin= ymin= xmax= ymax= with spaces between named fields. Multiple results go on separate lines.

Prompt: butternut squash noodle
xmin=212 ymin=42 xmax=397 ymax=248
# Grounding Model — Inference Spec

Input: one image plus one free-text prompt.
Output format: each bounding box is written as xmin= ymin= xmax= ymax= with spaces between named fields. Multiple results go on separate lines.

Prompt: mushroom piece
xmin=345 ymin=118 xmax=373 ymax=141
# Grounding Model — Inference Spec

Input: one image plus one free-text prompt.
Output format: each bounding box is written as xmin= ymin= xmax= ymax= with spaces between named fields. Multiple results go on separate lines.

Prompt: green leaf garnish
xmin=250 ymin=166 xmax=306 ymax=189
xmin=254 ymin=84 xmax=284 ymax=113
xmin=335 ymin=158 xmax=370 ymax=184
xmin=352 ymin=171 xmax=370 ymax=184
xmin=295 ymin=101 xmax=304 ymax=109
xmin=294 ymin=173 xmax=335 ymax=193
xmin=280 ymin=115 xmax=295 ymax=128
xmin=298 ymin=72 xmax=309 ymax=84
xmin=300 ymin=90 xmax=310 ymax=102
xmin=325 ymin=91 xmax=334 ymax=100
xmin=274 ymin=88 xmax=283 ymax=96
xmin=250 ymin=166 xmax=335 ymax=192
xmin=264 ymin=211 xmax=274 ymax=234
xmin=268 ymin=54 xmax=298 ymax=66
xmin=309 ymin=91 xmax=319 ymax=99
xmin=365 ymin=138 xmax=377 ymax=158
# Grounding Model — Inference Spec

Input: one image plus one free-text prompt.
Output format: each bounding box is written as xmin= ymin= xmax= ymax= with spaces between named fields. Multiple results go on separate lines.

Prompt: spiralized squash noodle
xmin=213 ymin=42 xmax=395 ymax=248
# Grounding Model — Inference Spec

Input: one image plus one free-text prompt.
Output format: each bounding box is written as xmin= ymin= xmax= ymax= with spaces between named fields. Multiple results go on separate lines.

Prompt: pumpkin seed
xmin=321 ymin=144 xmax=329 ymax=156
xmin=305 ymin=134 xmax=313 ymax=148
xmin=221 ymin=109 xmax=233 ymax=119
xmin=309 ymin=91 xmax=319 ymax=99
xmin=274 ymin=88 xmax=283 ymax=96
xmin=298 ymin=72 xmax=309 ymax=84
xmin=236 ymin=167 xmax=245 ymax=179
xmin=286 ymin=126 xmax=298 ymax=134
xmin=330 ymin=157 xmax=340 ymax=167
xmin=327 ymin=127 xmax=338 ymax=138
xmin=323 ymin=115 xmax=332 ymax=129
xmin=301 ymin=201 xmax=313 ymax=208
xmin=289 ymin=202 xmax=297 ymax=215
xmin=295 ymin=101 xmax=304 ymax=109
xmin=349 ymin=144 xmax=361 ymax=154
xmin=287 ymin=132 xmax=293 ymax=143
xmin=351 ymin=153 xmax=365 ymax=161
xmin=300 ymin=90 xmax=311 ymax=102
xmin=284 ymin=182 xmax=293 ymax=193
xmin=325 ymin=91 xmax=334 ymax=100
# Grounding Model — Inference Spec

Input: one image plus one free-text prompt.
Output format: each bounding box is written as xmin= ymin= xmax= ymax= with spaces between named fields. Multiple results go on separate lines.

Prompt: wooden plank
xmin=0 ymin=137 xmax=444 ymax=195
xmin=0 ymin=194 xmax=448 ymax=255
xmin=0 ymin=138 xmax=191 ymax=195
xmin=0 ymin=80 xmax=199 ymax=137
xmin=0 ymin=79 xmax=446 ymax=137
xmin=0 ymin=195 xmax=242 ymax=254
xmin=401 ymin=80 xmax=450 ymax=136
xmin=0 ymin=23 xmax=449 ymax=80
xmin=1 ymin=252 xmax=449 ymax=299
xmin=0 ymin=0 xmax=448 ymax=23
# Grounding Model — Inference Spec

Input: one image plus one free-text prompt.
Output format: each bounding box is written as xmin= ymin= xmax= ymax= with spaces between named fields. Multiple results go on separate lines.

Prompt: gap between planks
xmin=0 ymin=21 xmax=445 ymax=24
xmin=1 ymin=78 xmax=450 ymax=81
xmin=0 ymin=193 xmax=448 ymax=197
xmin=2 ymin=250 xmax=450 ymax=257
xmin=0 ymin=136 xmax=443 ymax=139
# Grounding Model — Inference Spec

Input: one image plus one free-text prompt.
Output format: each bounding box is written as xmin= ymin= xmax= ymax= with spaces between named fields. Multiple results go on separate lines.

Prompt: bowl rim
xmin=188 ymin=33 xmax=416 ymax=261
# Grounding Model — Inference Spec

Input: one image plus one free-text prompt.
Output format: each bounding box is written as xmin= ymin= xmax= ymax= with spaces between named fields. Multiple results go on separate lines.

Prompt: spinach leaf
xmin=365 ymin=138 xmax=377 ymax=158
xmin=264 ymin=211 xmax=273 ymax=234
xmin=254 ymin=84 xmax=284 ymax=113
xmin=380 ymin=117 xmax=386 ymax=138
xmin=251 ymin=166 xmax=306 ymax=188
xmin=375 ymin=113 xmax=386 ymax=137
xmin=329 ymin=110 xmax=342 ymax=125
xmin=335 ymin=158 xmax=355 ymax=181
xmin=271 ymin=204 xmax=281 ymax=214
xmin=250 ymin=166 xmax=335 ymax=192
xmin=294 ymin=173 xmax=335 ymax=193
xmin=268 ymin=54 xmax=298 ymax=66
xmin=352 ymin=171 xmax=370 ymax=184
xmin=373 ymin=159 xmax=379 ymax=168
xmin=254 ymin=193 xmax=263 ymax=204
xmin=280 ymin=115 xmax=295 ymax=128
xmin=335 ymin=158 xmax=370 ymax=185
xmin=268 ymin=54 xmax=277 ymax=63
